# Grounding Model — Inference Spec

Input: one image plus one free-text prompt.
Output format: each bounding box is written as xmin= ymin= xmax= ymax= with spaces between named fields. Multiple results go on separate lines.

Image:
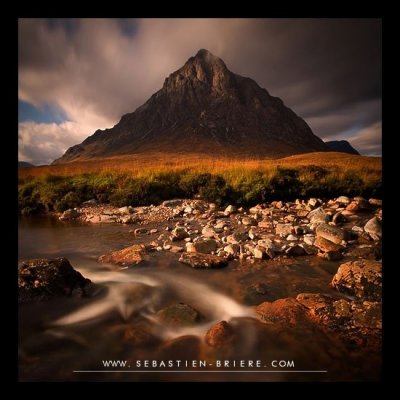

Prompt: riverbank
xmin=18 ymin=194 xmax=382 ymax=381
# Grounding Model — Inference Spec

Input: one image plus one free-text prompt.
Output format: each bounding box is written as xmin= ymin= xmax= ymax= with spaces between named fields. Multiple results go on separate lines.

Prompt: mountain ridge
xmin=53 ymin=49 xmax=328 ymax=164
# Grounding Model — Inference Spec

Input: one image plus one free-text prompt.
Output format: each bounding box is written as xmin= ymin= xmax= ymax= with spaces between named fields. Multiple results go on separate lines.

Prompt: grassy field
xmin=18 ymin=152 xmax=382 ymax=215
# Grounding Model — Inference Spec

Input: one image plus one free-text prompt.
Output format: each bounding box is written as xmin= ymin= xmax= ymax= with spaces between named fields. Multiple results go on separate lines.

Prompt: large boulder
xmin=18 ymin=258 xmax=91 ymax=303
xmin=331 ymin=260 xmax=382 ymax=301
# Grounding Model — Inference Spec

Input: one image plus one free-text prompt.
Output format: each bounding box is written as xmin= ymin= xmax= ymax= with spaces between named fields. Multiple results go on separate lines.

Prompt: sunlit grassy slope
xmin=18 ymin=152 xmax=382 ymax=214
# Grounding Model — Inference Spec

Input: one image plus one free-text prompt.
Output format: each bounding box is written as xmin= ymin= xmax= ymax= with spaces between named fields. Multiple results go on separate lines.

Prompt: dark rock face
xmin=54 ymin=49 xmax=327 ymax=163
xmin=18 ymin=258 xmax=91 ymax=303
xmin=325 ymin=140 xmax=360 ymax=155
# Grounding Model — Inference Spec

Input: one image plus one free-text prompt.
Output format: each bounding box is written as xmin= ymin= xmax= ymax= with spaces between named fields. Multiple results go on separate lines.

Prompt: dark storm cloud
xmin=18 ymin=18 xmax=381 ymax=164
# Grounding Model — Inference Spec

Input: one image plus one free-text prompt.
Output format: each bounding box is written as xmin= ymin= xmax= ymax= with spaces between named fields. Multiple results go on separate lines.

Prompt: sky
xmin=18 ymin=18 xmax=382 ymax=165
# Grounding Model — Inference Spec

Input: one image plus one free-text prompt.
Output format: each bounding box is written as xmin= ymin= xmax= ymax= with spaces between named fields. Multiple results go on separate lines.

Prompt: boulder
xmin=157 ymin=303 xmax=203 ymax=326
xmin=331 ymin=260 xmax=382 ymax=301
xmin=191 ymin=239 xmax=219 ymax=254
xmin=316 ymin=223 xmax=347 ymax=244
xmin=18 ymin=258 xmax=91 ymax=303
xmin=179 ymin=253 xmax=228 ymax=269
xmin=364 ymin=217 xmax=382 ymax=240
xmin=314 ymin=236 xmax=342 ymax=252
xmin=99 ymin=244 xmax=145 ymax=265
xmin=205 ymin=321 xmax=234 ymax=348
xmin=308 ymin=207 xmax=329 ymax=224
xmin=255 ymin=298 xmax=308 ymax=326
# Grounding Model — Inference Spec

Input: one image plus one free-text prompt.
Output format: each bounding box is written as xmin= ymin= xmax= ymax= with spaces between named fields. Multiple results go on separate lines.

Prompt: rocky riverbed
xmin=19 ymin=195 xmax=382 ymax=381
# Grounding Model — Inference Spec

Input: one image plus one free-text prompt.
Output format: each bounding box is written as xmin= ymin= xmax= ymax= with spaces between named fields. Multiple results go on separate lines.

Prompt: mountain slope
xmin=54 ymin=49 xmax=328 ymax=164
xmin=325 ymin=140 xmax=360 ymax=155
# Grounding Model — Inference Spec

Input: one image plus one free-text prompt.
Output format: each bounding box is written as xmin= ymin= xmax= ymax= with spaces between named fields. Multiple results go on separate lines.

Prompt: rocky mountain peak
xmin=53 ymin=49 xmax=328 ymax=164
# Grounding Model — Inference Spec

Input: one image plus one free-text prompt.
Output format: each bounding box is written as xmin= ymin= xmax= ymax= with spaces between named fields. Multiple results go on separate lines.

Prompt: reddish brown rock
xmin=205 ymin=321 xmax=234 ymax=348
xmin=157 ymin=303 xmax=204 ymax=326
xmin=99 ymin=244 xmax=146 ymax=266
xmin=331 ymin=260 xmax=382 ymax=301
xmin=255 ymin=298 xmax=308 ymax=326
xmin=316 ymin=223 xmax=347 ymax=244
xmin=314 ymin=236 xmax=342 ymax=252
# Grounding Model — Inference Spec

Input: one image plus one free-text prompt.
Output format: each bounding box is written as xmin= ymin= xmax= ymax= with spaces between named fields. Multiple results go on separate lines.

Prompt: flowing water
xmin=19 ymin=216 xmax=370 ymax=382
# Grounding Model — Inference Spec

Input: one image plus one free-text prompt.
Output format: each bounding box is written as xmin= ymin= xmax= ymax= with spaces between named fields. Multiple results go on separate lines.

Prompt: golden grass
xmin=19 ymin=152 xmax=381 ymax=180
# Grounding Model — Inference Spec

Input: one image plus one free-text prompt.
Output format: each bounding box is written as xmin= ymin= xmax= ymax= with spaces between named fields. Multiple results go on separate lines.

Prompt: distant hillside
xmin=18 ymin=161 xmax=34 ymax=169
xmin=325 ymin=140 xmax=360 ymax=155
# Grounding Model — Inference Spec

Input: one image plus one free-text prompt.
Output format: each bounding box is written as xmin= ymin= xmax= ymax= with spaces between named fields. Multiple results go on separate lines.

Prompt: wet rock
xmin=59 ymin=208 xmax=80 ymax=221
xmin=364 ymin=217 xmax=382 ymax=241
xmin=191 ymin=239 xmax=219 ymax=254
xmin=255 ymin=298 xmax=308 ymax=326
xmin=316 ymin=223 xmax=347 ymax=244
xmin=275 ymin=223 xmax=293 ymax=236
xmin=162 ymin=199 xmax=184 ymax=207
xmin=314 ymin=236 xmax=343 ymax=253
xmin=308 ymin=207 xmax=329 ymax=224
xmin=286 ymin=234 xmax=298 ymax=241
xmin=157 ymin=303 xmax=204 ymax=326
xmin=18 ymin=258 xmax=91 ymax=303
xmin=296 ymin=293 xmax=335 ymax=318
xmin=205 ymin=321 xmax=234 ymax=348
xmin=119 ymin=215 xmax=134 ymax=224
xmin=171 ymin=227 xmax=189 ymax=241
xmin=179 ymin=252 xmax=228 ymax=269
xmin=331 ymin=260 xmax=382 ymax=301
xmin=99 ymin=244 xmax=146 ymax=266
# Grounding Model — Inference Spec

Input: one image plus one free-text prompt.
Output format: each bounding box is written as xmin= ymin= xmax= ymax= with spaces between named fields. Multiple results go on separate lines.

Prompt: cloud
xmin=348 ymin=121 xmax=382 ymax=156
xmin=18 ymin=121 xmax=97 ymax=165
xmin=18 ymin=18 xmax=382 ymax=163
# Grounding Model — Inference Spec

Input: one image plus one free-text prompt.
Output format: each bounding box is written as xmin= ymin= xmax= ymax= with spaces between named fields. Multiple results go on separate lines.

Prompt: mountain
xmin=53 ymin=49 xmax=328 ymax=164
xmin=325 ymin=140 xmax=360 ymax=155
xmin=18 ymin=161 xmax=33 ymax=168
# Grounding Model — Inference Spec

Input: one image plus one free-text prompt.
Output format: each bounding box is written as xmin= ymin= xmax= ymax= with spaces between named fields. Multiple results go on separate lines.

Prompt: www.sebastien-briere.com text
xmin=101 ymin=360 xmax=296 ymax=368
